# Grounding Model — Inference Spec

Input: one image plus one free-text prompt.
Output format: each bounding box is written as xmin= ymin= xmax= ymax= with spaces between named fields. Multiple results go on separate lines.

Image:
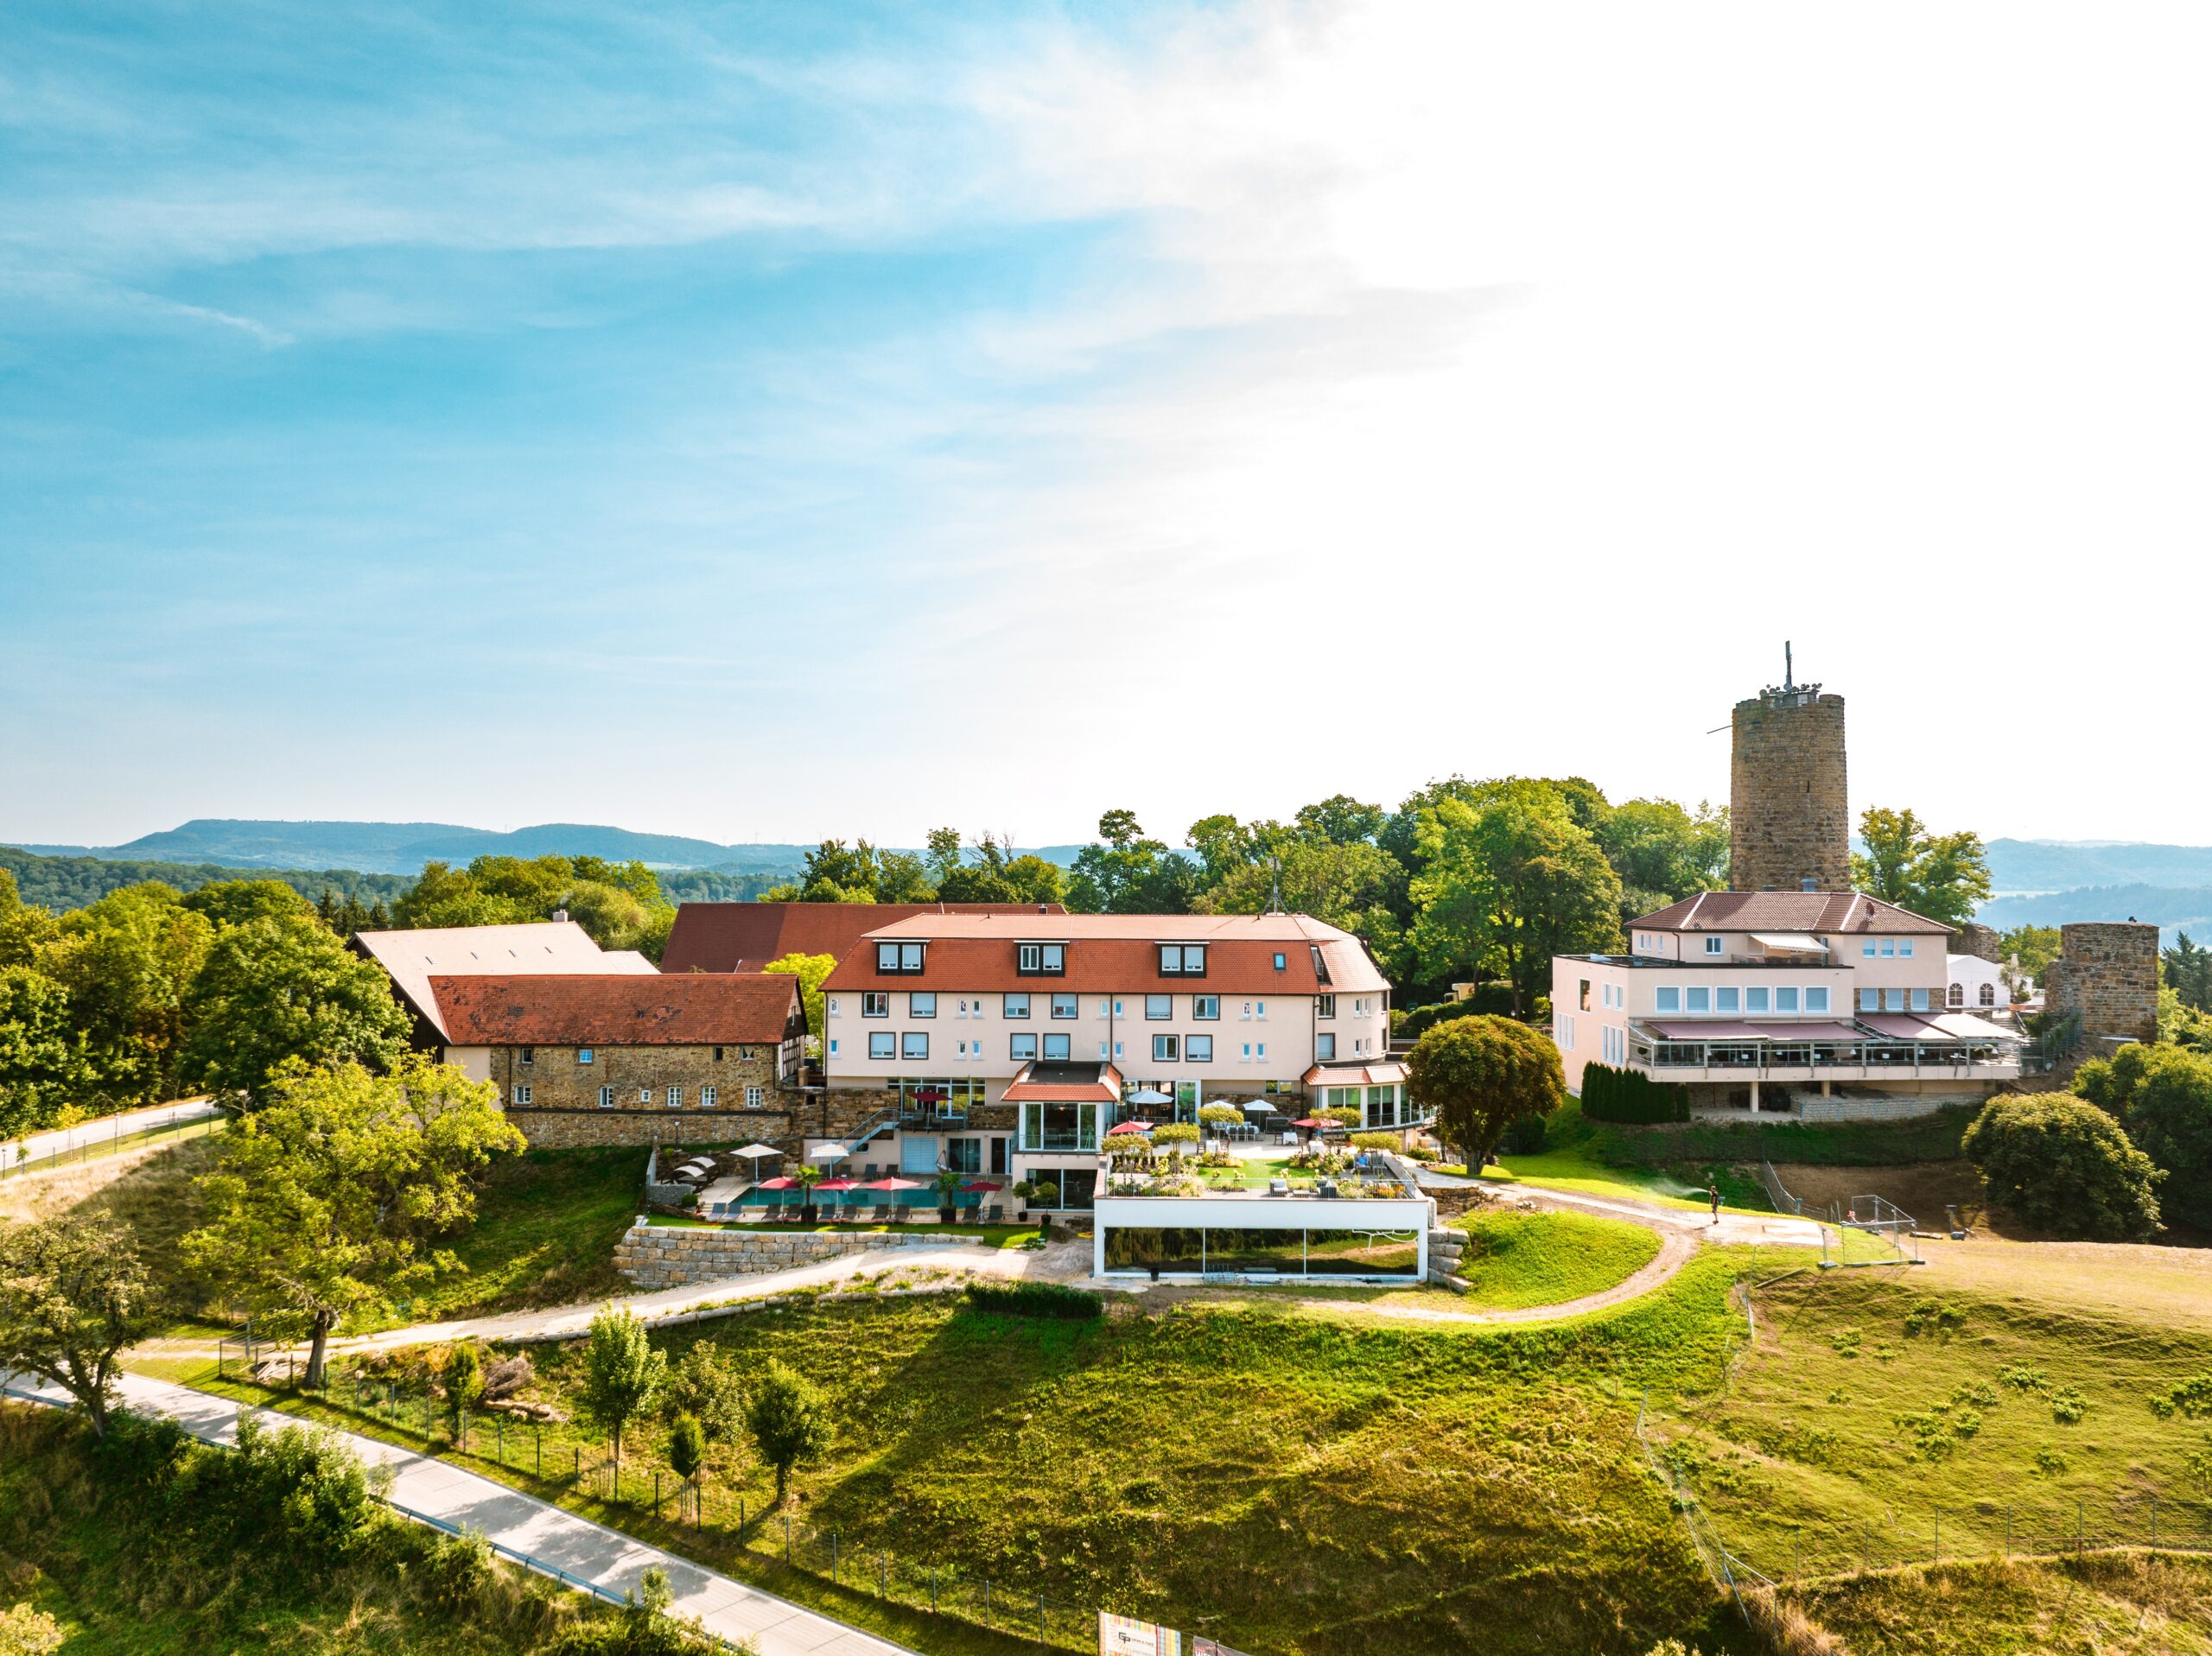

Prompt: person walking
xmin=1707 ymin=1182 xmax=1722 ymax=1226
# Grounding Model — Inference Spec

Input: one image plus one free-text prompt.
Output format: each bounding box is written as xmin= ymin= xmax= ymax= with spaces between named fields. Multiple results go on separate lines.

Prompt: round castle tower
xmin=1730 ymin=653 xmax=1848 ymax=893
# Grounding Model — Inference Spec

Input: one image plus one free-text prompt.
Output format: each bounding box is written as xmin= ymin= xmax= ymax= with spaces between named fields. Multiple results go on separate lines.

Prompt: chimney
xmin=553 ymin=908 xmax=569 ymax=923
xmin=1038 ymin=904 xmax=1048 ymax=915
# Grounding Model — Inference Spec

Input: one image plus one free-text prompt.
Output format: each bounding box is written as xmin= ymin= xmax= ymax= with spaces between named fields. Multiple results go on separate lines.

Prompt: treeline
xmin=394 ymin=853 xmax=676 ymax=958
xmin=0 ymin=872 xmax=415 ymax=1134
xmin=0 ymin=845 xmax=413 ymax=913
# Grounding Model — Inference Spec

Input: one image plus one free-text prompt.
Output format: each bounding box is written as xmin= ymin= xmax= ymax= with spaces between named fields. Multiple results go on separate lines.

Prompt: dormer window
xmin=875 ymin=941 xmax=926 ymax=975
xmin=1158 ymin=944 xmax=1207 ymax=977
xmin=1018 ymin=942 xmax=1066 ymax=976
xmin=1703 ymin=936 xmax=1724 ymax=955
xmin=1310 ymin=945 xmax=1331 ymax=983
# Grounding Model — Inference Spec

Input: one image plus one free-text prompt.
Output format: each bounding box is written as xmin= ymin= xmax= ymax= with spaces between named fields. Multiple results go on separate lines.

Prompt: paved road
xmin=0 ymin=1096 xmax=218 ymax=1171
xmin=3 ymin=1369 xmax=915 ymax=1656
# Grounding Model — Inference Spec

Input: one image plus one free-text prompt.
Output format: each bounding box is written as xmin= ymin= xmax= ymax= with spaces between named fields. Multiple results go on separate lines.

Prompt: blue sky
xmin=8 ymin=2 xmax=2212 ymax=848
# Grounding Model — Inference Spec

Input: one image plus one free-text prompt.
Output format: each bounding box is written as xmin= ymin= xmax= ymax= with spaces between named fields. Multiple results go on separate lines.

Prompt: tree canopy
xmin=182 ymin=914 xmax=411 ymax=1107
xmin=0 ymin=1215 xmax=156 ymax=1436
xmin=182 ymin=1056 xmax=524 ymax=1385
xmin=2074 ymin=1042 xmax=2212 ymax=1232
xmin=762 ymin=951 xmax=836 ymax=1039
xmin=2164 ymin=933 xmax=2212 ymax=1014
xmin=1404 ymin=1014 xmax=1564 ymax=1171
xmin=579 ymin=1304 xmax=666 ymax=1475
xmin=1962 ymin=1093 xmax=2162 ymax=1241
xmin=391 ymin=853 xmax=674 ymax=958
xmin=746 ymin=1357 xmax=831 ymax=1503
xmin=1850 ymin=808 xmax=1993 ymax=930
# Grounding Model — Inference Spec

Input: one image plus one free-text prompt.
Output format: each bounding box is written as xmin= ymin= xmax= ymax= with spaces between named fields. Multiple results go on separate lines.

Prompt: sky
xmin=5 ymin=1 xmax=2209 ymax=851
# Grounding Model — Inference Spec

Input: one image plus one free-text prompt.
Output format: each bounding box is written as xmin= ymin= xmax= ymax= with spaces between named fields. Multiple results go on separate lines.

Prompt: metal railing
xmin=0 ymin=1108 xmax=225 ymax=1179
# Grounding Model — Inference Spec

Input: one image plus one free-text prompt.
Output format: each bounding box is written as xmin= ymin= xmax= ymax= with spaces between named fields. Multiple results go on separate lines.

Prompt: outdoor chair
xmin=870 ymin=1202 xmax=893 ymax=1222
xmin=982 ymin=1202 xmax=1005 ymax=1222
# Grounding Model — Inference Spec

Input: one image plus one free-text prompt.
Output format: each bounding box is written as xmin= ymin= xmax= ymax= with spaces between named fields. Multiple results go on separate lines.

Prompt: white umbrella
xmin=1240 ymin=1101 xmax=1274 ymax=1115
xmin=734 ymin=1143 xmax=782 ymax=1160
xmin=1128 ymin=1088 xmax=1173 ymax=1104
xmin=811 ymin=1142 xmax=850 ymax=1163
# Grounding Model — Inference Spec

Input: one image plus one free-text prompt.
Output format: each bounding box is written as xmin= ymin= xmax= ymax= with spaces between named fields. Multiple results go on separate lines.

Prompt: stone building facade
xmin=1730 ymin=686 xmax=1849 ymax=893
xmin=2043 ymin=921 xmax=2159 ymax=1044
xmin=486 ymin=1042 xmax=791 ymax=1149
xmin=1954 ymin=923 xmax=2005 ymax=966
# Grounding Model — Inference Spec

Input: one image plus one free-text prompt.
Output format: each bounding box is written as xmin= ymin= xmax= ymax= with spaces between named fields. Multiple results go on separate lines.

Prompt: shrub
xmin=1398 ymin=987 xmax=1517 ymax=1039
xmin=1500 ymin=1113 xmax=1548 ymax=1155
xmin=1348 ymin=1133 xmax=1401 ymax=1153
xmin=1962 ymin=1094 xmax=2163 ymax=1240
xmin=444 ymin=1342 xmax=485 ymax=1412
xmin=1579 ymin=1062 xmax=1690 ymax=1126
xmin=1407 ymin=1015 xmax=1563 ymax=1169
xmin=1151 ymin=1123 xmax=1200 ymax=1147
xmin=661 ymin=1344 xmax=744 ymax=1443
xmin=668 ymin=1413 xmax=706 ymax=1484
xmin=962 ymin=1281 xmax=1104 ymax=1322
xmin=2075 ymin=1042 xmax=2212 ymax=1231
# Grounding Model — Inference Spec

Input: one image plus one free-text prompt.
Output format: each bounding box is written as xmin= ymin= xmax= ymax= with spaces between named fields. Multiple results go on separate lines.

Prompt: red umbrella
xmin=959 ymin=1179 xmax=1004 ymax=1193
xmin=1105 ymin=1120 xmax=1153 ymax=1136
xmin=861 ymin=1176 xmax=924 ymax=1190
xmin=755 ymin=1175 xmax=801 ymax=1190
xmin=1290 ymin=1118 xmax=1331 ymax=1131
xmin=814 ymin=1177 xmax=860 ymax=1192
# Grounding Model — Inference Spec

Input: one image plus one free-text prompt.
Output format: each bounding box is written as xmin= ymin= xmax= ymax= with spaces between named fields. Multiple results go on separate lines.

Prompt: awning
xmin=1857 ymin=1014 xmax=1947 ymax=1040
xmin=1001 ymin=1059 xmax=1120 ymax=1104
xmin=1751 ymin=932 xmax=1828 ymax=952
xmin=1646 ymin=1020 xmax=1863 ymax=1043
xmin=1919 ymin=1012 xmax=2019 ymax=1043
xmin=1300 ymin=1061 xmax=1408 ymax=1086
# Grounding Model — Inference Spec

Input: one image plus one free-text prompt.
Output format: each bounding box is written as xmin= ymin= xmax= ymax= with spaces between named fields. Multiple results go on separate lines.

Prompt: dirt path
xmin=1278 ymin=1224 xmax=1700 ymax=1326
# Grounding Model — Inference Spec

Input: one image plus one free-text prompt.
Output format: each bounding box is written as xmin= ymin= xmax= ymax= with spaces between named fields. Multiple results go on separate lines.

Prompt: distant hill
xmin=3 ymin=818 xmax=1087 ymax=878
xmin=0 ymin=847 xmax=414 ymax=914
xmin=1985 ymin=839 xmax=2212 ymax=894
xmin=1976 ymin=882 xmax=2212 ymax=944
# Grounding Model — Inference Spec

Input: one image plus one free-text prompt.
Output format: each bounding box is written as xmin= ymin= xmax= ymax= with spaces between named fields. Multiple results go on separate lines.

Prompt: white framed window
xmin=1240 ymin=1042 xmax=1253 ymax=1061
xmin=701 ymin=1085 xmax=718 ymax=1107
xmin=1018 ymin=942 xmax=1066 ymax=974
xmin=1703 ymin=936 xmax=1723 ymax=955
xmin=826 ymin=996 xmax=840 ymax=1018
xmin=1949 ymin=982 xmax=1965 ymax=1007
xmin=592 ymin=1085 xmax=613 ymax=1107
xmin=1255 ymin=1041 xmax=1267 ymax=1060
xmin=1158 ymin=943 xmax=1206 ymax=975
xmin=862 ymin=993 xmax=889 ymax=1018
xmin=1557 ymin=1018 xmax=1573 ymax=1052
xmin=1716 ymin=987 xmax=1739 ymax=1012
xmin=1859 ymin=988 xmax=1878 ymax=1011
xmin=1316 ymin=994 xmax=1336 ymax=1018
xmin=1687 ymin=987 xmax=1710 ymax=1012
xmin=1193 ymin=995 xmax=1219 ymax=1019
xmin=1044 ymin=1033 xmax=1071 ymax=1061
xmin=902 ymin=1032 xmax=929 ymax=1060
xmin=1146 ymin=994 xmax=1172 ymax=1020
xmin=1051 ymin=993 xmax=1078 ymax=1018
xmin=1805 ymin=987 xmax=1830 ymax=1012
xmin=666 ymin=1086 xmax=682 ymax=1108
xmin=876 ymin=940 xmax=926 ymax=974
xmin=1745 ymin=987 xmax=1770 ymax=1012
xmin=1911 ymin=988 xmax=1929 ymax=1011
xmin=1255 ymin=1000 xmax=1267 ymax=1019
xmin=1776 ymin=987 xmax=1800 ymax=1012
xmin=1153 ymin=1034 xmax=1179 ymax=1062
xmin=1011 ymin=1033 xmax=1039 ymax=1061
xmin=1316 ymin=1032 xmax=1337 ymax=1061
xmin=1863 ymin=941 xmax=1877 ymax=957
xmin=1880 ymin=939 xmax=1897 ymax=957
xmin=746 ymin=1086 xmax=765 ymax=1108
xmin=828 ymin=1037 xmax=839 ymax=1056
xmin=1004 ymin=993 xmax=1031 ymax=1019
xmin=1885 ymin=989 xmax=1905 ymax=1012
xmin=869 ymin=1031 xmax=895 ymax=1060
xmin=519 ymin=1047 xmax=534 ymax=1065
xmin=1980 ymin=982 xmax=1997 ymax=1007
xmin=1656 ymin=987 xmax=1681 ymax=1012
xmin=638 ymin=1088 xmax=652 ymax=1104
xmin=910 ymin=992 xmax=937 ymax=1018
xmin=1186 ymin=1034 xmax=1213 ymax=1062
xmin=1899 ymin=940 xmax=1915 ymax=957
xmin=577 ymin=1048 xmax=594 ymax=1065
xmin=512 ymin=1084 xmax=531 ymax=1105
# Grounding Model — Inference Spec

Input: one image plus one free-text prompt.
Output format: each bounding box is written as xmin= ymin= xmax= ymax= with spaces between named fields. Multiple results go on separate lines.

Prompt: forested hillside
xmin=0 ymin=847 xmax=412 ymax=913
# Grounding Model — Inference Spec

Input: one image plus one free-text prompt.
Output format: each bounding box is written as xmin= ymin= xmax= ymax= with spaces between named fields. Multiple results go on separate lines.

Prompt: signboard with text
xmin=1100 ymin=1613 xmax=1254 ymax=1656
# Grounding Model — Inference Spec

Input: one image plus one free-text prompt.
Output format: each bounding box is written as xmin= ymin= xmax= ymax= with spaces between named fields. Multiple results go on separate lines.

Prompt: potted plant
xmin=932 ymin=1168 xmax=964 ymax=1225
xmin=1027 ymin=1179 xmax=1059 ymax=1238
xmin=793 ymin=1163 xmax=823 ymax=1225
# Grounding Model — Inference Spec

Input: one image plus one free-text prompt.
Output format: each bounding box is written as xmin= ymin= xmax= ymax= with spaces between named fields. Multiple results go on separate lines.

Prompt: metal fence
xmin=0 ymin=1109 xmax=224 ymax=1179
xmin=1758 ymin=1161 xmax=1921 ymax=1266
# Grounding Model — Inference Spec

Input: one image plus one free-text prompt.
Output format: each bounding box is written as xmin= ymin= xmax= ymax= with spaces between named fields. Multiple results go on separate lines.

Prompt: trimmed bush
xmin=963 ymin=1281 xmax=1104 ymax=1322
xmin=1501 ymin=1113 xmax=1548 ymax=1155
xmin=1579 ymin=1062 xmax=1689 ymax=1126
xmin=1963 ymin=1093 xmax=2163 ymax=1240
xmin=1397 ymin=990 xmax=1516 ymax=1041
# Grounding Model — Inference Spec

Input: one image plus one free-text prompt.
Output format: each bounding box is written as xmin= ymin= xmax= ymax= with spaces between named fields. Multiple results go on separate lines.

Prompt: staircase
xmin=1427 ymin=1226 xmax=1470 ymax=1291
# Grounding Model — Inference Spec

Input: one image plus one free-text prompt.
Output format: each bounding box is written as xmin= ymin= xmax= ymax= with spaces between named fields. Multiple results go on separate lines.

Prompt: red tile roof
xmin=1630 ymin=891 xmax=1951 ymax=936
xmin=1301 ymin=1061 xmax=1408 ymax=1086
xmin=660 ymin=902 xmax=1065 ymax=974
xmin=428 ymin=973 xmax=802 ymax=1047
xmin=822 ymin=912 xmax=1389 ymax=995
xmin=1001 ymin=1060 xmax=1123 ymax=1103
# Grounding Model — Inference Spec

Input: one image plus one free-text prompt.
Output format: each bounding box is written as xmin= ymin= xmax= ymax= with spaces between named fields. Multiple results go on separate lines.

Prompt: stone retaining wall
xmin=613 ymin=1221 xmax=992 ymax=1290
xmin=1793 ymin=1091 xmax=1973 ymax=1123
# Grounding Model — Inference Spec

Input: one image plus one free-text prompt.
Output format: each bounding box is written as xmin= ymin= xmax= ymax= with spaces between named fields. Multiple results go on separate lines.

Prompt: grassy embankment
xmin=1448 ymin=1209 xmax=1664 ymax=1309
xmin=164 ymin=1253 xmax=1765 ymax=1656
xmin=0 ymin=1403 xmax=632 ymax=1656
xmin=646 ymin=1215 xmax=1039 ymax=1249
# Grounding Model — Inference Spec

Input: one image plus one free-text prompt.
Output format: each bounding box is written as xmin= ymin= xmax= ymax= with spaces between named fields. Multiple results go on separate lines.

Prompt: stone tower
xmin=2043 ymin=923 xmax=2160 ymax=1044
xmin=1730 ymin=649 xmax=1849 ymax=892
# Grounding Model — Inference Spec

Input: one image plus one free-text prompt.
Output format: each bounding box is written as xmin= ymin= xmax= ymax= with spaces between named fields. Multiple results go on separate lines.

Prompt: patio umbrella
xmin=754 ymin=1175 xmax=800 ymax=1190
xmin=1290 ymin=1118 xmax=1329 ymax=1130
xmin=1105 ymin=1120 xmax=1153 ymax=1136
xmin=813 ymin=1176 xmax=861 ymax=1216
xmin=959 ymin=1180 xmax=1004 ymax=1193
xmin=733 ymin=1143 xmax=782 ymax=1161
xmin=1240 ymin=1101 xmax=1274 ymax=1114
xmin=811 ymin=1142 xmax=850 ymax=1162
xmin=1128 ymin=1088 xmax=1173 ymax=1104
xmin=861 ymin=1177 xmax=924 ymax=1190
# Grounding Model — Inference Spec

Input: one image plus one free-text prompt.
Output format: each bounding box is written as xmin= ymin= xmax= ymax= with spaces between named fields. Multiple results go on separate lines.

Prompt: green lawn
xmin=1449 ymin=1209 xmax=1663 ymax=1309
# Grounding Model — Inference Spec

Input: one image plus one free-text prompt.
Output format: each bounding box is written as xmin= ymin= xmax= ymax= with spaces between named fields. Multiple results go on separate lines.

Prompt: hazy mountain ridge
xmin=5 ymin=818 xmax=1087 ymax=878
xmin=1983 ymin=838 xmax=2212 ymax=893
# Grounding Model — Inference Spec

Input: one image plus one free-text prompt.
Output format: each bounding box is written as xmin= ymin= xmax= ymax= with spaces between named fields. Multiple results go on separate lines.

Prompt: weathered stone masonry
xmin=2044 ymin=922 xmax=2159 ymax=1044
xmin=494 ymin=1042 xmax=789 ymax=1150
xmin=613 ymin=1221 xmax=993 ymax=1290
xmin=1730 ymin=689 xmax=1849 ymax=894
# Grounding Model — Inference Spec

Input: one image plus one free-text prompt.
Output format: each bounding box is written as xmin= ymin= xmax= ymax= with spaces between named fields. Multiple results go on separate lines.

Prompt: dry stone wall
xmin=2044 ymin=922 xmax=2159 ymax=1044
xmin=613 ymin=1221 xmax=994 ymax=1290
xmin=1730 ymin=691 xmax=1849 ymax=892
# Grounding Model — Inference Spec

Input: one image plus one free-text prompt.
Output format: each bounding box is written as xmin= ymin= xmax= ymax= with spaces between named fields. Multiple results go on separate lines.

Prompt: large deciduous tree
xmin=1595 ymin=798 xmax=1730 ymax=921
xmin=1066 ymin=812 xmax=1198 ymax=914
xmin=1962 ymin=1093 xmax=2162 ymax=1241
xmin=1850 ymin=808 xmax=1993 ymax=930
xmin=36 ymin=883 xmax=214 ymax=1105
xmin=180 ymin=879 xmax=317 ymax=929
xmin=182 ymin=1057 xmax=524 ymax=1386
xmin=762 ymin=951 xmax=836 ymax=1039
xmin=1405 ymin=1015 xmax=1564 ymax=1171
xmin=0 ymin=967 xmax=85 ymax=1138
xmin=182 ymin=915 xmax=410 ymax=1107
xmin=2074 ymin=1042 xmax=2212 ymax=1231
xmin=1409 ymin=787 xmax=1622 ymax=1015
xmin=0 ymin=1216 xmax=156 ymax=1437
xmin=746 ymin=1358 xmax=831 ymax=1505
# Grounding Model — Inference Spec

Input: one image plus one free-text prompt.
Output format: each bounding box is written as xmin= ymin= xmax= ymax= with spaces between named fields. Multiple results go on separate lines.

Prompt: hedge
xmin=963 ymin=1281 xmax=1104 ymax=1322
xmin=1395 ymin=989 xmax=1513 ymax=1039
xmin=1578 ymin=1061 xmax=1688 ymax=1125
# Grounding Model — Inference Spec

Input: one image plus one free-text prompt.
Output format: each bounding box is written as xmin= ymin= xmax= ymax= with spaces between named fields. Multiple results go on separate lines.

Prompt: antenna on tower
xmin=1783 ymin=640 xmax=1794 ymax=692
xmin=1264 ymin=855 xmax=1285 ymax=915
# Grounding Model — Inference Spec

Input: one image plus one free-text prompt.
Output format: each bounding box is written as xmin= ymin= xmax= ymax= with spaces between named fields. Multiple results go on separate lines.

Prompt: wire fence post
xmin=1036 ymin=1592 xmax=1045 ymax=1646
xmin=831 ymin=1531 xmax=839 ymax=1583
xmin=784 ymin=1513 xmax=791 ymax=1562
xmin=656 ymin=1471 xmax=663 ymax=1516
xmin=1933 ymin=1507 xmax=1940 ymax=1566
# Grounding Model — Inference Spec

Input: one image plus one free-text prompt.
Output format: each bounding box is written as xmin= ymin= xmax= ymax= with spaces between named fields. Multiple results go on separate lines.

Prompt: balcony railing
xmin=1631 ymin=1038 xmax=2019 ymax=1075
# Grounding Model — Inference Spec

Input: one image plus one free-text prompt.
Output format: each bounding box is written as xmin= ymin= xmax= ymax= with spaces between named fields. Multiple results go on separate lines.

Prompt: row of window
xmin=837 ymin=1032 xmax=1280 ymax=1064
xmin=1632 ymin=934 xmax=1919 ymax=960
xmin=543 ymin=1046 xmax=759 ymax=1065
xmin=870 ymin=941 xmax=1334 ymax=981
xmin=1576 ymin=981 xmax=1626 ymax=1012
xmin=1654 ymin=986 xmax=1834 ymax=1014
xmin=1949 ymin=982 xmax=2000 ymax=1007
xmin=510 ymin=1084 xmax=766 ymax=1108
xmin=839 ymin=993 xmax=1322 ymax=1022
xmin=1862 ymin=988 xmax=1933 ymax=1012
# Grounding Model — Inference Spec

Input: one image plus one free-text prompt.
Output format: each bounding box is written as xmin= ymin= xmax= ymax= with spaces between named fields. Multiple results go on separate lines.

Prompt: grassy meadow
xmin=1449 ymin=1208 xmax=1664 ymax=1309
